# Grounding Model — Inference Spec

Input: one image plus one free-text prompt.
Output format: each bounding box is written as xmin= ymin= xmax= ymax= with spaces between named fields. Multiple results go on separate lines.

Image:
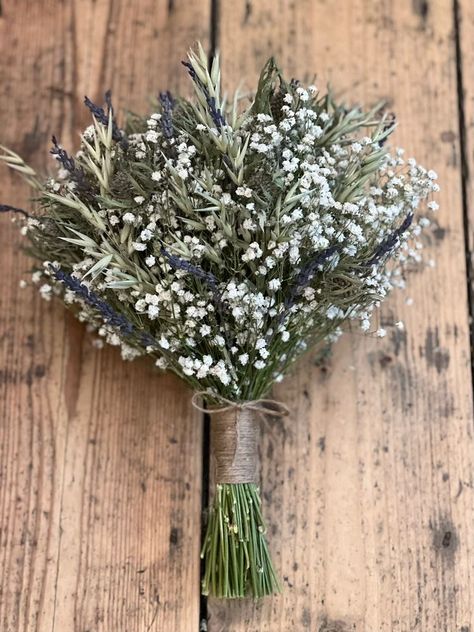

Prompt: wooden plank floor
xmin=1 ymin=1 xmax=473 ymax=631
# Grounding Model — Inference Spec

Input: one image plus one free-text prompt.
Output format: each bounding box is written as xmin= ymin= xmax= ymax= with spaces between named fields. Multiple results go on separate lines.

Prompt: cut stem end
xmin=201 ymin=482 xmax=280 ymax=599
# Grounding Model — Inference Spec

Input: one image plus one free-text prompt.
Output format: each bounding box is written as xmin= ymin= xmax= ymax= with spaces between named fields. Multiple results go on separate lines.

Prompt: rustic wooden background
xmin=1 ymin=1 xmax=474 ymax=631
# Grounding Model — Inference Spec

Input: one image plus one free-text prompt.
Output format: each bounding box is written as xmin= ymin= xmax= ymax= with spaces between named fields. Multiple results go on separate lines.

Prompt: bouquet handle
xmin=199 ymin=403 xmax=283 ymax=598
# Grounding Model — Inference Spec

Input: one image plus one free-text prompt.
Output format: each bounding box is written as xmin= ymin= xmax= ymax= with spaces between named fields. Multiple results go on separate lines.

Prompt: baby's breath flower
xmin=123 ymin=212 xmax=136 ymax=224
xmin=132 ymin=242 xmax=147 ymax=252
xmin=145 ymin=130 xmax=159 ymax=143
xmin=39 ymin=284 xmax=53 ymax=301
xmin=159 ymin=335 xmax=170 ymax=349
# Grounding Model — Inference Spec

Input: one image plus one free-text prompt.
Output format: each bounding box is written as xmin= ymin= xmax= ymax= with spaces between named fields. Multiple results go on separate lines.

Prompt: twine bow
xmin=191 ymin=392 xmax=290 ymax=484
xmin=191 ymin=391 xmax=290 ymax=418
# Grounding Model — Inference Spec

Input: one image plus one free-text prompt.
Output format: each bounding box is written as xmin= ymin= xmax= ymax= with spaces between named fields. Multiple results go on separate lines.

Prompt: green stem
xmin=201 ymin=482 xmax=280 ymax=598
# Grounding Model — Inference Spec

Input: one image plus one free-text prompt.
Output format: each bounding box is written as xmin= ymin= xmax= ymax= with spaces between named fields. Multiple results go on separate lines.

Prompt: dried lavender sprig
xmin=84 ymin=96 xmax=113 ymax=129
xmin=159 ymin=91 xmax=175 ymax=139
xmin=181 ymin=61 xmax=226 ymax=129
xmin=0 ymin=204 xmax=31 ymax=219
xmin=206 ymin=96 xmax=226 ymax=129
xmin=54 ymin=267 xmax=158 ymax=348
xmin=367 ymin=212 xmax=414 ymax=266
xmin=161 ymin=247 xmax=219 ymax=292
xmin=84 ymin=91 xmax=127 ymax=146
xmin=285 ymin=246 xmax=339 ymax=309
xmin=140 ymin=332 xmax=157 ymax=348
xmin=50 ymin=136 xmax=90 ymax=192
xmin=52 ymin=267 xmax=135 ymax=335
xmin=50 ymin=136 xmax=76 ymax=172
xmin=181 ymin=60 xmax=199 ymax=82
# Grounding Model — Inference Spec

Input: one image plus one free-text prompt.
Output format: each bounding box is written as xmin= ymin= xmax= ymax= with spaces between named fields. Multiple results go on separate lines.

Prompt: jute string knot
xmin=191 ymin=392 xmax=290 ymax=484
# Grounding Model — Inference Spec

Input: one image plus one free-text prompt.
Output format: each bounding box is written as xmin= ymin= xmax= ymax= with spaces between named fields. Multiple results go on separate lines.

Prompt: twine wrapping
xmin=192 ymin=393 xmax=290 ymax=484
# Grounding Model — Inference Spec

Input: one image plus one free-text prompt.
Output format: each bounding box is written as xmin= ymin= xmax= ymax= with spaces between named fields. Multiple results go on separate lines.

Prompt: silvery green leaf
xmin=60 ymin=227 xmax=98 ymax=248
xmin=106 ymin=279 xmax=138 ymax=289
xmin=120 ymin=224 xmax=131 ymax=243
xmin=59 ymin=236 xmax=91 ymax=247
xmin=81 ymin=137 xmax=101 ymax=162
xmin=234 ymin=134 xmax=250 ymax=168
xmin=83 ymin=254 xmax=113 ymax=280
xmin=181 ymin=218 xmax=206 ymax=230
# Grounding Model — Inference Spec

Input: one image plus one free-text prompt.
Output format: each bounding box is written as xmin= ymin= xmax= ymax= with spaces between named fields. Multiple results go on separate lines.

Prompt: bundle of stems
xmin=201 ymin=483 xmax=279 ymax=598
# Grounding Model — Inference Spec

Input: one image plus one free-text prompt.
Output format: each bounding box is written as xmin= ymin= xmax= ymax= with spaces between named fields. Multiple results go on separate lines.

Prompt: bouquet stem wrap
xmin=198 ymin=397 xmax=287 ymax=598
xmin=211 ymin=407 xmax=258 ymax=483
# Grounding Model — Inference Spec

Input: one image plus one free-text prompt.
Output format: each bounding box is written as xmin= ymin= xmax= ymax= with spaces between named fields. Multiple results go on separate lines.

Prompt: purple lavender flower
xmin=53 ymin=267 xmax=135 ymax=336
xmin=84 ymin=91 xmax=127 ymax=146
xmin=367 ymin=212 xmax=413 ymax=266
xmin=285 ymin=246 xmax=339 ymax=309
xmin=54 ymin=267 xmax=159 ymax=349
xmin=181 ymin=61 xmax=226 ymax=129
xmin=140 ymin=332 xmax=158 ymax=348
xmin=161 ymin=247 xmax=218 ymax=293
xmin=181 ymin=60 xmax=198 ymax=82
xmin=50 ymin=136 xmax=90 ymax=192
xmin=206 ymin=96 xmax=226 ymax=129
xmin=159 ymin=91 xmax=175 ymax=139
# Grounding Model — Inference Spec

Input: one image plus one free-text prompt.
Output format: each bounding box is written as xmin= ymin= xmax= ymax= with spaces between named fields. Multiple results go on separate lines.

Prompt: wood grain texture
xmin=210 ymin=1 xmax=474 ymax=630
xmin=0 ymin=2 xmax=209 ymax=631
xmin=461 ymin=0 xmax=474 ymax=322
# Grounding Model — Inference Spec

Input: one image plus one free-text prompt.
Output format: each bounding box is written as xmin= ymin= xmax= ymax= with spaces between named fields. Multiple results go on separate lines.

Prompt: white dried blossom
xmin=123 ymin=212 xmax=136 ymax=224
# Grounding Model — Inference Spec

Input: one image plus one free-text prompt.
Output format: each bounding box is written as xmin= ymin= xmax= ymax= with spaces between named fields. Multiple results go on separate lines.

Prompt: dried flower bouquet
xmin=1 ymin=44 xmax=438 ymax=599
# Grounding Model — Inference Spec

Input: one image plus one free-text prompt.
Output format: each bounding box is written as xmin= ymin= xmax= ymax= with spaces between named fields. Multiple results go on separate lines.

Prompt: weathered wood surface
xmin=0 ymin=2 xmax=208 ymax=631
xmin=210 ymin=1 xmax=474 ymax=631
xmin=1 ymin=1 xmax=474 ymax=632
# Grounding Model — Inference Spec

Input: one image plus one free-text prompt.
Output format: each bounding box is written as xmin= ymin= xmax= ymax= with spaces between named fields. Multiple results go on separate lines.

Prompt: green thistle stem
xmin=201 ymin=482 xmax=280 ymax=598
